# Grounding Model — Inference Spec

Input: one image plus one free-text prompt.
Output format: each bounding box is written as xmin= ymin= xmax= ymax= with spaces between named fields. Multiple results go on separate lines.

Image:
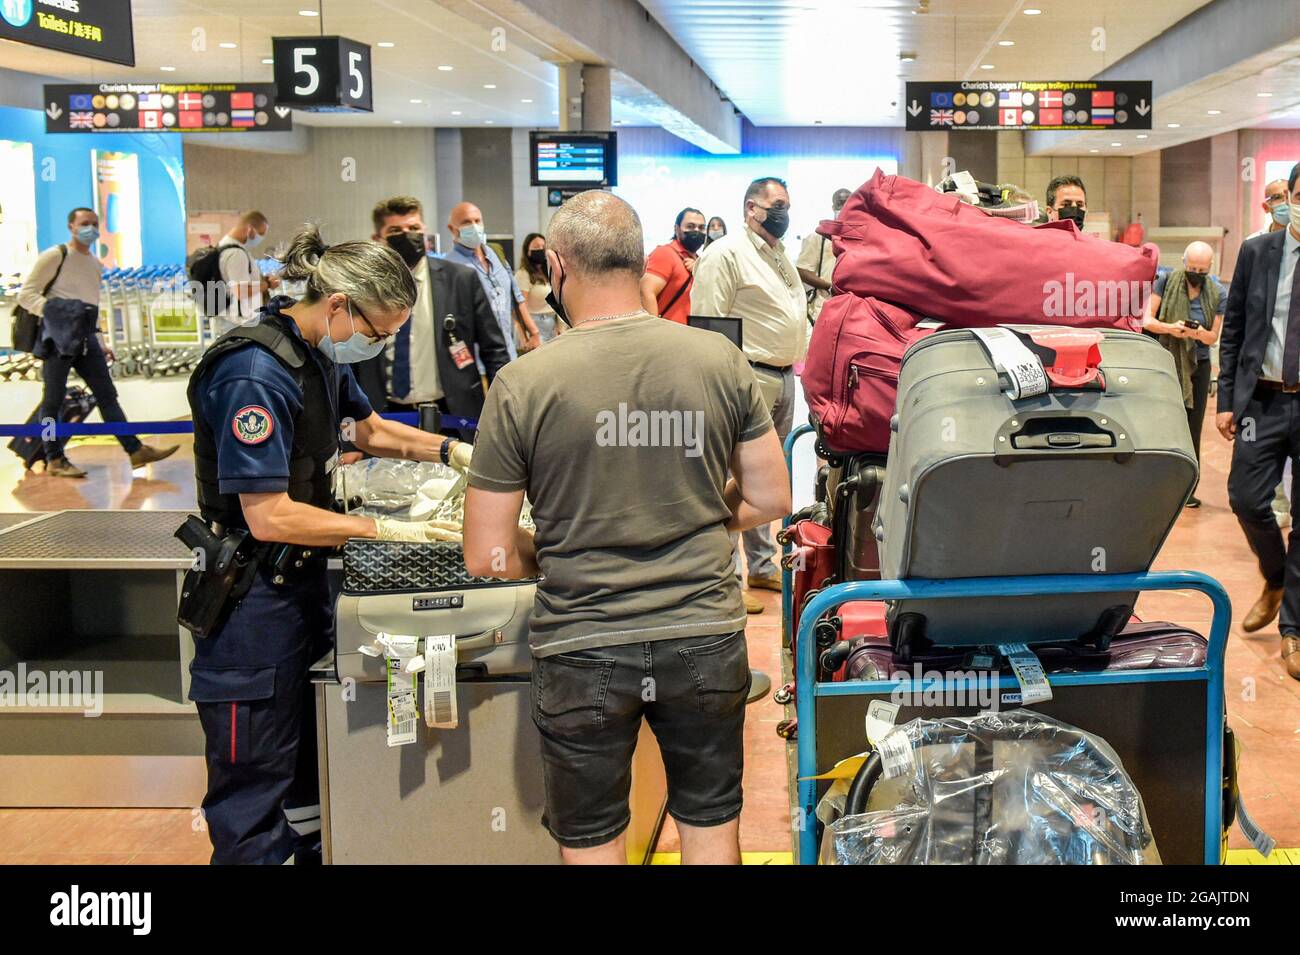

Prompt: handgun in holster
xmin=174 ymin=515 xmax=262 ymax=638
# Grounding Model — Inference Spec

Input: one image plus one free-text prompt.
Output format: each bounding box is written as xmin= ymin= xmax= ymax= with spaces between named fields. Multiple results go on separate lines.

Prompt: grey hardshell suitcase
xmin=875 ymin=326 xmax=1197 ymax=654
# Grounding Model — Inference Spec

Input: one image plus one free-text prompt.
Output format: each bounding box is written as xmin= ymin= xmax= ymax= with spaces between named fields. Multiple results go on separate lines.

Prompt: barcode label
xmin=878 ymin=729 xmax=915 ymax=780
xmin=424 ymin=635 xmax=459 ymax=728
xmin=998 ymin=642 xmax=1053 ymax=705
xmin=430 ymin=691 xmax=453 ymax=725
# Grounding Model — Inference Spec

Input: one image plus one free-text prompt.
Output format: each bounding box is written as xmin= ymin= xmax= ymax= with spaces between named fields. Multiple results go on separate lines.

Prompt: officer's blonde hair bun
xmin=281 ymin=224 xmax=417 ymax=315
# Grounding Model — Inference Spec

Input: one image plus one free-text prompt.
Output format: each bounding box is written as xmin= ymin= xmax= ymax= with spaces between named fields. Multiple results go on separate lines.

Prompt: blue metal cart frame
xmin=780 ymin=427 xmax=1231 ymax=865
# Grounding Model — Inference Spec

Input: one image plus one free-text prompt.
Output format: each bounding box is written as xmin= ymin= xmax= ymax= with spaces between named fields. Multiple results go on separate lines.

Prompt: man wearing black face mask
xmin=693 ymin=176 xmax=805 ymax=609
xmin=356 ymin=195 xmax=510 ymax=440
xmin=640 ymin=207 xmax=707 ymax=323
xmin=1046 ymin=175 xmax=1088 ymax=229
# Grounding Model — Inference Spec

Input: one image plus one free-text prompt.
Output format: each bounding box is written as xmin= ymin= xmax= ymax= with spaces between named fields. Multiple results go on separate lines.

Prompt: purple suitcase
xmin=844 ymin=621 xmax=1206 ymax=682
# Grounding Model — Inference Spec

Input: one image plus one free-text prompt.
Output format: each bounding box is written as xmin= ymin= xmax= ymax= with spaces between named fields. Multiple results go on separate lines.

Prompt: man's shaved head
xmin=448 ymin=202 xmax=482 ymax=229
xmin=546 ymin=190 xmax=644 ymax=278
xmin=1183 ymin=241 xmax=1214 ymax=271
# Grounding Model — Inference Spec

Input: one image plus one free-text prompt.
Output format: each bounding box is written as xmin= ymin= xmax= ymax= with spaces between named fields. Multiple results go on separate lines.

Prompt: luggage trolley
xmin=143 ymin=265 xmax=203 ymax=376
xmin=780 ymin=427 xmax=1232 ymax=866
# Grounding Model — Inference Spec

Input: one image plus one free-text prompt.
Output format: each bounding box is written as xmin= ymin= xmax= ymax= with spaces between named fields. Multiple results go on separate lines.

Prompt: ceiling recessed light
xmin=437 ymin=65 xmax=453 ymax=71
xmin=298 ymin=9 xmax=319 ymax=16
xmin=484 ymin=119 xmax=494 ymax=124
xmin=451 ymin=110 xmax=462 ymax=116
xmin=1207 ymin=109 xmax=1222 ymax=115
xmin=1111 ymin=142 xmax=1122 ymax=147
xmin=1257 ymin=91 xmax=1274 ymax=97
xmin=261 ymin=58 xmax=273 ymax=65
xmin=1023 ymin=7 xmax=1042 ymax=14
xmin=409 ymin=99 xmax=422 ymax=104
xmin=521 ymin=98 xmax=533 ymax=103
xmin=377 ymin=41 xmax=395 ymax=48
xmin=483 ymin=84 xmax=496 ymax=89
xmin=160 ymin=65 xmax=176 ymax=72
xmin=1167 ymin=122 xmax=1180 ymax=128
xmin=1089 ymin=148 xmax=1099 ymax=153
xmin=980 ymin=64 xmax=995 ymax=70
xmin=998 ymin=40 xmax=1015 ymax=46
xmin=1136 ymin=134 xmax=1149 ymax=139
xmin=219 ymin=42 xmax=237 ymax=49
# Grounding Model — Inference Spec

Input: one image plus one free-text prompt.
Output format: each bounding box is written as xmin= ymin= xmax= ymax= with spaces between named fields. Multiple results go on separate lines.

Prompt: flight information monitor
xmin=529 ymin=131 xmax=618 ymax=188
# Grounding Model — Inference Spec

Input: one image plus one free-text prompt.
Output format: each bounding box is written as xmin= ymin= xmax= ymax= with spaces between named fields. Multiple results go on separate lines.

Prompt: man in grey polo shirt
xmin=462 ymin=190 xmax=790 ymax=863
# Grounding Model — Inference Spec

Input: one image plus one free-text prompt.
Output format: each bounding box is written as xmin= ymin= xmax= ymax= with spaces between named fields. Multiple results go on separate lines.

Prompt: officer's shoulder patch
xmin=231 ymin=405 xmax=275 ymax=445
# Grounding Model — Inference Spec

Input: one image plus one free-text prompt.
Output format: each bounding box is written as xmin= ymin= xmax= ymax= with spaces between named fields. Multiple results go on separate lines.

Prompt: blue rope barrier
xmin=0 ymin=413 xmax=478 ymax=439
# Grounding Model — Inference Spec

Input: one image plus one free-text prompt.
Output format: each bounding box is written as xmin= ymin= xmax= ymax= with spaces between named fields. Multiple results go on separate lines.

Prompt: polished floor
xmin=1 ymin=408 xmax=1298 ymax=863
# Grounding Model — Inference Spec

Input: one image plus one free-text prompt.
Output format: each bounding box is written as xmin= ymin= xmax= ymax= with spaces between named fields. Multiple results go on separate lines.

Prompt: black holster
xmin=175 ymin=515 xmax=261 ymax=638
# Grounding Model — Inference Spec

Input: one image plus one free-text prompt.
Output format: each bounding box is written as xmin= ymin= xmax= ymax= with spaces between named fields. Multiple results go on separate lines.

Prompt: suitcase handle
xmin=994 ymin=410 xmax=1133 ymax=464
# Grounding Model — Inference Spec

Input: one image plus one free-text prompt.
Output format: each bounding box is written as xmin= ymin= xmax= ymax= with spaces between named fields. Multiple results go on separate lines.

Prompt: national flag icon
xmin=1093 ymin=107 xmax=1115 ymax=125
xmin=1000 ymin=107 xmax=1020 ymax=125
xmin=140 ymin=110 xmax=161 ymax=129
xmin=231 ymin=109 xmax=255 ymax=127
xmin=137 ymin=93 xmax=162 ymax=111
xmin=930 ymin=109 xmax=954 ymax=125
xmin=179 ymin=110 xmax=203 ymax=128
xmin=930 ymin=91 xmax=953 ymax=108
xmin=178 ymin=92 xmax=203 ymax=111
xmin=1039 ymin=90 xmax=1063 ymax=108
xmin=1038 ymin=108 xmax=1063 ymax=125
xmin=1092 ymin=90 xmax=1115 ymax=108
xmin=69 ymin=93 xmax=93 ymax=110
xmin=998 ymin=90 xmax=1021 ymax=107
xmin=230 ymin=91 xmax=255 ymax=110
xmin=69 ymin=111 xmax=94 ymax=129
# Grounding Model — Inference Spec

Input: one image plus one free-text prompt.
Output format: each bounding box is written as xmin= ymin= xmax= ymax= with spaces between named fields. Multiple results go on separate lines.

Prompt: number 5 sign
xmin=272 ymin=36 xmax=373 ymax=112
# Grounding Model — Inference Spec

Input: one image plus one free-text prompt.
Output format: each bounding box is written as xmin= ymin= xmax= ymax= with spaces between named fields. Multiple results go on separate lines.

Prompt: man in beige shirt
xmin=692 ymin=176 xmax=806 ymax=598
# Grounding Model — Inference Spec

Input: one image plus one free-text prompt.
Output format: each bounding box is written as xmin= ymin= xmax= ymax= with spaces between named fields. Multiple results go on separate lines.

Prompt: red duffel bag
xmin=802 ymin=292 xmax=935 ymax=455
xmin=820 ymin=168 xmax=1156 ymax=331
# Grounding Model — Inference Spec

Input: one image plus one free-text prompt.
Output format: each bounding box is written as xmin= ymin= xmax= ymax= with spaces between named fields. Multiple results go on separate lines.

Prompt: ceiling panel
xmin=635 ymin=0 xmax=1217 ymax=127
xmin=0 ymin=0 xmax=562 ymax=128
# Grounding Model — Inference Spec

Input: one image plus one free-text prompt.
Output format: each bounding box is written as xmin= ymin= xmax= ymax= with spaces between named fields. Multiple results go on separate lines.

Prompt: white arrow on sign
xmin=907 ymin=100 xmax=922 ymax=117
xmin=274 ymin=105 xmax=290 ymax=119
xmin=1135 ymin=99 xmax=1150 ymax=116
xmin=46 ymin=103 xmax=63 ymax=120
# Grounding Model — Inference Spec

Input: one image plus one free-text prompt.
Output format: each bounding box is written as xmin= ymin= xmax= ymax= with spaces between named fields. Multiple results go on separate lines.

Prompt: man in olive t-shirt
xmin=463 ymin=191 xmax=790 ymax=865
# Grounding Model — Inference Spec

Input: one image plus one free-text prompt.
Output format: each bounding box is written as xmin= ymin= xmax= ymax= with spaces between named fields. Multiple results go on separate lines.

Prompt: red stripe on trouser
xmin=230 ymin=702 xmax=237 ymax=764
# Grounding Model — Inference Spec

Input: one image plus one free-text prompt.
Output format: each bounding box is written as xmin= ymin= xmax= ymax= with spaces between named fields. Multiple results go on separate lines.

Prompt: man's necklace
xmin=573 ymin=309 xmax=645 ymax=327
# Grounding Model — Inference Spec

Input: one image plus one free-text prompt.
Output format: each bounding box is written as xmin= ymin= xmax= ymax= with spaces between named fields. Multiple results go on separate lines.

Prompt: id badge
xmin=449 ymin=340 xmax=475 ymax=370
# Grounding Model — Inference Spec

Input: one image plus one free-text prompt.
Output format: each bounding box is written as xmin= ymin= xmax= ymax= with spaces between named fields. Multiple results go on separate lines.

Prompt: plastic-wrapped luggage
xmin=819 ymin=168 xmax=1158 ymax=330
xmin=876 ymin=326 xmax=1197 ymax=653
xmin=828 ymin=710 xmax=1160 ymax=865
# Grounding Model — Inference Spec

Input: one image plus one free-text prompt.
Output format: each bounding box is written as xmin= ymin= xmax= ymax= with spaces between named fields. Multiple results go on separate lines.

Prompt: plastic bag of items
xmin=828 ymin=709 xmax=1160 ymax=865
xmin=334 ymin=458 xmax=466 ymax=521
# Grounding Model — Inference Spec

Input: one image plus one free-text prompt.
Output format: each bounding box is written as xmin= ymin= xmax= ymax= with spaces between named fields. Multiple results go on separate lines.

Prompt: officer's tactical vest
xmin=188 ymin=311 xmax=338 ymax=529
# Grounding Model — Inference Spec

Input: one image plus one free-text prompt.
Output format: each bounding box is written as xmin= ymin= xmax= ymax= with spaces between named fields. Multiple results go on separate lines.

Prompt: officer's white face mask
xmin=317 ymin=300 xmax=385 ymax=364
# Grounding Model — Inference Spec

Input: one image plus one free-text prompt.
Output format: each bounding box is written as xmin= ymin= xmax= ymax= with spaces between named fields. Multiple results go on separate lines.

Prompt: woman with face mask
xmin=705 ymin=216 xmax=728 ymax=247
xmin=181 ymin=224 xmax=472 ymax=865
xmin=515 ymin=232 xmax=561 ymax=343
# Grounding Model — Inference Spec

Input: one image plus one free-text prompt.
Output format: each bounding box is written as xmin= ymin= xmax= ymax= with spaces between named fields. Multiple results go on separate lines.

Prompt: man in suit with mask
xmin=1218 ymin=161 xmax=1300 ymax=681
xmin=355 ymin=196 xmax=511 ymax=440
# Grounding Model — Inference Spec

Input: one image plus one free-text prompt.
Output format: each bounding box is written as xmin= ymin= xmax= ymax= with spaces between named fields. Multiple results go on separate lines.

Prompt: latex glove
xmin=374 ymin=517 xmax=463 ymax=543
xmin=448 ymin=440 xmax=473 ymax=474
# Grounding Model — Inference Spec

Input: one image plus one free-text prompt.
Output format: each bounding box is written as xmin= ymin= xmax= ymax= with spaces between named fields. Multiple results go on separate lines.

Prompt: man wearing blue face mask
xmin=183 ymin=225 xmax=473 ymax=865
xmin=1247 ymin=179 xmax=1291 ymax=241
xmin=214 ymin=210 xmax=280 ymax=336
xmin=445 ymin=201 xmax=540 ymax=361
xmin=17 ymin=206 xmax=178 ymax=477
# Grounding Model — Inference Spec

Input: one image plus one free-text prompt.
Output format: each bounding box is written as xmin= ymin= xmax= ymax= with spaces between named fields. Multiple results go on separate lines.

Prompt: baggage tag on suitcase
xmin=970 ymin=327 xmax=1048 ymax=400
xmin=997 ymin=642 xmax=1053 ymax=705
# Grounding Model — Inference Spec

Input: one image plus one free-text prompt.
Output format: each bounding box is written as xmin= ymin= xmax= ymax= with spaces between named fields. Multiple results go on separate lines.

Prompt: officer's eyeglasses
xmin=350 ymin=302 xmax=396 ymax=346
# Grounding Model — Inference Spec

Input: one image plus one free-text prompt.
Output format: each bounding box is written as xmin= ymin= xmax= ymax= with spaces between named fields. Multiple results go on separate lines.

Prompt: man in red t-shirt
xmin=640 ymin=207 xmax=706 ymax=324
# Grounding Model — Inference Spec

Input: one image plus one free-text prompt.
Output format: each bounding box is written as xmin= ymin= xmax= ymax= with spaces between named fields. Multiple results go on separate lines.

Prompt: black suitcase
xmin=6 ymin=386 xmax=98 ymax=469
xmin=824 ymin=447 xmax=887 ymax=583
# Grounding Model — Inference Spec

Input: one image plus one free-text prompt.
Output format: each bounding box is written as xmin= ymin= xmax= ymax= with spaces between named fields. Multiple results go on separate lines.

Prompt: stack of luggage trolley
xmin=780 ymin=170 xmax=1247 ymax=865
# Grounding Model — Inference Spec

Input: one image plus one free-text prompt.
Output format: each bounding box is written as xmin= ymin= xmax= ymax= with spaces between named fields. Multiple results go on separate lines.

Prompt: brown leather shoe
xmin=743 ymin=591 xmax=764 ymax=614
xmin=1283 ymin=635 xmax=1300 ymax=681
xmin=44 ymin=455 xmax=87 ymax=478
xmin=1242 ymin=586 xmax=1284 ymax=633
xmin=747 ymin=573 xmax=782 ymax=593
xmin=129 ymin=444 xmax=179 ymax=468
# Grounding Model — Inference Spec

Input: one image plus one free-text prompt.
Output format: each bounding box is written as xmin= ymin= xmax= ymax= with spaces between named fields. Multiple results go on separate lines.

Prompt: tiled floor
xmin=2 ymin=408 xmax=1299 ymax=863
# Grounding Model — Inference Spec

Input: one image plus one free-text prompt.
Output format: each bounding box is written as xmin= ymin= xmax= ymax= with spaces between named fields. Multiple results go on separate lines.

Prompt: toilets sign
xmin=0 ymin=0 xmax=135 ymax=67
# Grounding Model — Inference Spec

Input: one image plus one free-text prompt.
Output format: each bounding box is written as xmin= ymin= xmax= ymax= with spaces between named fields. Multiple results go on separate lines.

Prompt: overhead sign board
xmin=904 ymin=81 xmax=1153 ymax=132
xmin=0 ymin=0 xmax=135 ymax=66
xmin=43 ymin=82 xmax=293 ymax=134
xmin=272 ymin=35 xmax=373 ymax=112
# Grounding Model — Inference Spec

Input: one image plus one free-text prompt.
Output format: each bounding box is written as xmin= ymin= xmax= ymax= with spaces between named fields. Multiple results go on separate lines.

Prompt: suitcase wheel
xmin=773 ymin=684 xmax=793 ymax=706
xmin=776 ymin=718 xmax=797 ymax=740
